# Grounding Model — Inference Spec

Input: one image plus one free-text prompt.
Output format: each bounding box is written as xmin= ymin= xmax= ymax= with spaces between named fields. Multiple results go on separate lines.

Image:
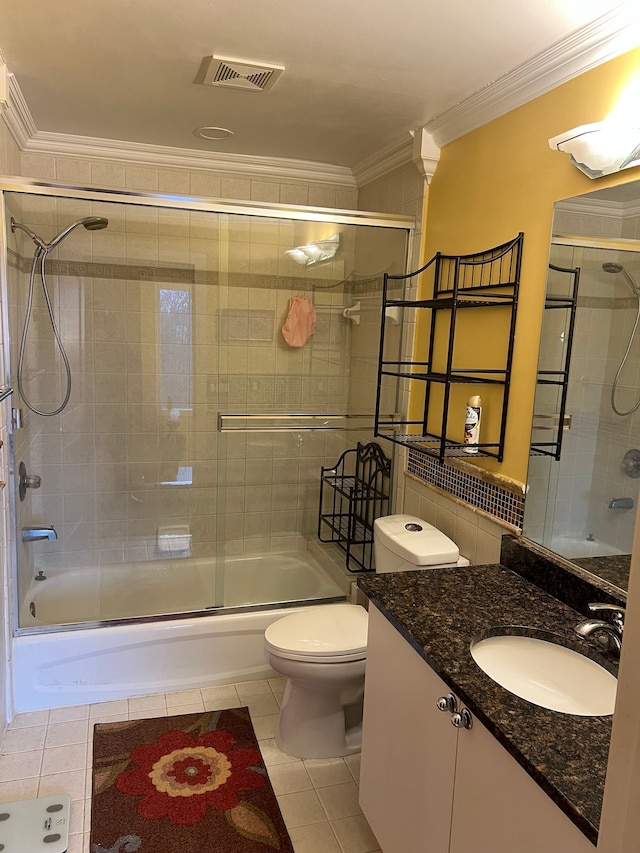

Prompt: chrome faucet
xmin=22 ymin=526 xmax=57 ymax=543
xmin=575 ymin=602 xmax=625 ymax=655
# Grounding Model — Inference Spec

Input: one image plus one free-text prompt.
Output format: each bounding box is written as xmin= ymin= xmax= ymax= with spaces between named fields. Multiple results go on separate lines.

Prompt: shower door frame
xmin=0 ymin=176 xmax=415 ymax=636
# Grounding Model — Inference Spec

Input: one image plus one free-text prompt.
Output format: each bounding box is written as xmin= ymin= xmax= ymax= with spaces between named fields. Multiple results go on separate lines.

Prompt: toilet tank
xmin=373 ymin=514 xmax=468 ymax=573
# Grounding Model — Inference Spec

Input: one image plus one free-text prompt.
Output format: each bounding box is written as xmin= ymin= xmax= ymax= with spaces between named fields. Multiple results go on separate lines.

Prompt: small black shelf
xmin=375 ymin=233 xmax=524 ymax=462
xmin=530 ymin=262 xmax=580 ymax=459
xmin=318 ymin=442 xmax=391 ymax=573
xmin=374 ymin=432 xmax=501 ymax=460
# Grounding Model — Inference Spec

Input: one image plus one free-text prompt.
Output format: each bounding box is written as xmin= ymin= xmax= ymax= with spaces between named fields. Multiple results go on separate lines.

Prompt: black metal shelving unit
xmin=530 ymin=261 xmax=580 ymax=460
xmin=374 ymin=233 xmax=524 ymax=462
xmin=318 ymin=442 xmax=391 ymax=573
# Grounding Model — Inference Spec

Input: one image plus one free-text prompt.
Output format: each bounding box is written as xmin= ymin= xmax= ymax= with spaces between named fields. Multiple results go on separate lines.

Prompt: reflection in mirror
xmin=524 ymin=181 xmax=640 ymax=593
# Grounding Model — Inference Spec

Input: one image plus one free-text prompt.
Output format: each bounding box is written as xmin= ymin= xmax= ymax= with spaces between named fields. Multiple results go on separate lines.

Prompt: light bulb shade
xmin=549 ymin=122 xmax=640 ymax=179
xmin=285 ymin=234 xmax=339 ymax=266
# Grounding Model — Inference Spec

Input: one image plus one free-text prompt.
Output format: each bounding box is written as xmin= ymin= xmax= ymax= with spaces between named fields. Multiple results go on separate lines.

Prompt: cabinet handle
xmin=436 ymin=693 xmax=458 ymax=713
xmin=451 ymin=708 xmax=473 ymax=729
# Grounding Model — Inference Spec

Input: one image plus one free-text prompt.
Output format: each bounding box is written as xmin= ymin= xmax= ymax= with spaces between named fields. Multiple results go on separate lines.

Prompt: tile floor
xmin=0 ymin=678 xmax=381 ymax=853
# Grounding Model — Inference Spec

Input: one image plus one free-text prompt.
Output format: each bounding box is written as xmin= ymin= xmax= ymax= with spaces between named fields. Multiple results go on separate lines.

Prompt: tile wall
xmin=526 ymin=205 xmax=640 ymax=553
xmin=7 ymin=193 xmax=358 ymax=590
xmin=0 ymin=119 xmax=22 ymax=733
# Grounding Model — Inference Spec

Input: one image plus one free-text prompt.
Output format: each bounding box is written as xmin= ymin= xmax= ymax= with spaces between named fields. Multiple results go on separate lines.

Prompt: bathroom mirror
xmin=523 ymin=179 xmax=640 ymax=594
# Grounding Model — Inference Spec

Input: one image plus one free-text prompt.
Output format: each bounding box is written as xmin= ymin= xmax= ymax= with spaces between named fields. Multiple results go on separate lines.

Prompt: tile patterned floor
xmin=0 ymin=678 xmax=382 ymax=853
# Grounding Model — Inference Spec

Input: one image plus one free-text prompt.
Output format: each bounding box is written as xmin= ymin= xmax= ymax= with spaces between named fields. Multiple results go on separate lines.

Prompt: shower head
xmin=81 ymin=217 xmax=109 ymax=231
xmin=47 ymin=216 xmax=109 ymax=250
xmin=602 ymin=261 xmax=640 ymax=297
xmin=11 ymin=215 xmax=109 ymax=252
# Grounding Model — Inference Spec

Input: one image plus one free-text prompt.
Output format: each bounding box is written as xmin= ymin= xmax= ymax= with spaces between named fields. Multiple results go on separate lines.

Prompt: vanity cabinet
xmin=359 ymin=605 xmax=595 ymax=853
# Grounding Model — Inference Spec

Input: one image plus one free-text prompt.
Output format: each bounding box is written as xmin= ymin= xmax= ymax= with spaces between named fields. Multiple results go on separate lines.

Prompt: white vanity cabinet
xmin=359 ymin=604 xmax=595 ymax=853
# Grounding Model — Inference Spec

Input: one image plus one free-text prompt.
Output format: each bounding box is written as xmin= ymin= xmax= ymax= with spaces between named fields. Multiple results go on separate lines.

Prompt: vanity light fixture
xmin=548 ymin=121 xmax=640 ymax=179
xmin=285 ymin=234 xmax=340 ymax=266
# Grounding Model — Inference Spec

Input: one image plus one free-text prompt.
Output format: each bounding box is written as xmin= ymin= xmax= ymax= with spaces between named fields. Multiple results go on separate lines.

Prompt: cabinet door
xmin=360 ymin=605 xmax=457 ymax=853
xmin=449 ymin=710 xmax=595 ymax=853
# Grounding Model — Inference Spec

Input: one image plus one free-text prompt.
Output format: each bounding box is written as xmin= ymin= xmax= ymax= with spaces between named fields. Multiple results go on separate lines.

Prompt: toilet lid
xmin=265 ymin=604 xmax=368 ymax=660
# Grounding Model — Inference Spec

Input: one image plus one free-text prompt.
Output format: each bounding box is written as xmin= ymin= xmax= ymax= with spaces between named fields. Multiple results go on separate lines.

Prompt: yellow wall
xmin=421 ymin=47 xmax=640 ymax=484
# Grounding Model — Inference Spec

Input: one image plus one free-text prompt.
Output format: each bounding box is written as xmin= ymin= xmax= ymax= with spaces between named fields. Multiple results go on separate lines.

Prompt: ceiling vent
xmin=199 ymin=55 xmax=284 ymax=92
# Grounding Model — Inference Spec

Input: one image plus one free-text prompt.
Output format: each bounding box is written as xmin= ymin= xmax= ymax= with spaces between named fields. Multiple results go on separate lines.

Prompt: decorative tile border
xmin=11 ymin=251 xmax=348 ymax=293
xmin=407 ymin=448 xmax=525 ymax=529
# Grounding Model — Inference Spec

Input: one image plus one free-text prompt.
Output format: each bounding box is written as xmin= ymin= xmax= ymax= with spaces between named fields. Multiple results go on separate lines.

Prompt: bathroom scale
xmin=0 ymin=794 xmax=70 ymax=852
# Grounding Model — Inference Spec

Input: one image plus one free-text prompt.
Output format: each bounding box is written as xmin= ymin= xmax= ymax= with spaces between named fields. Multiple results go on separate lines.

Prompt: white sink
xmin=470 ymin=633 xmax=617 ymax=716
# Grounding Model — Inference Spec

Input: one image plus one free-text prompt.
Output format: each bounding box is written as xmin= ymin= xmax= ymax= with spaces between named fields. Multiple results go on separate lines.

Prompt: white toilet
xmin=263 ymin=514 xmax=467 ymax=758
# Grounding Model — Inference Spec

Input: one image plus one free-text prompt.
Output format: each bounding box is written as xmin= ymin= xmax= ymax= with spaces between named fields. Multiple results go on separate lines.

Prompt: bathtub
xmin=12 ymin=550 xmax=347 ymax=713
xmin=548 ymin=535 xmax=624 ymax=559
xmin=20 ymin=551 xmax=345 ymax=626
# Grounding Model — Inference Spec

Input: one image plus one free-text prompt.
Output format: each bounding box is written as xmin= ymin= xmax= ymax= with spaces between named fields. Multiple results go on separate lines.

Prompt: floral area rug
xmin=90 ymin=708 xmax=294 ymax=853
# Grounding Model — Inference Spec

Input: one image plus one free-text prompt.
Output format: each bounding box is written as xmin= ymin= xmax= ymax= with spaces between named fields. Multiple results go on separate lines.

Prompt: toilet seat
xmin=264 ymin=604 xmax=368 ymax=663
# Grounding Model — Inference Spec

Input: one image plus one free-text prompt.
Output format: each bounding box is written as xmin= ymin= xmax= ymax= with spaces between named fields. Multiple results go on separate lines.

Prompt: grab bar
xmin=218 ymin=413 xmax=397 ymax=432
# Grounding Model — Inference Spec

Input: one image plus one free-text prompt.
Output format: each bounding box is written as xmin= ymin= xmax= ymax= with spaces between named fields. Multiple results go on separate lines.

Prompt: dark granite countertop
xmin=358 ymin=564 xmax=616 ymax=846
xmin=573 ymin=554 xmax=630 ymax=593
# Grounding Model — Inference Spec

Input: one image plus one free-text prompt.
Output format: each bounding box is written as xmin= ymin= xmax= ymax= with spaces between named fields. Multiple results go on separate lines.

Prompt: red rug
xmin=90 ymin=708 xmax=294 ymax=852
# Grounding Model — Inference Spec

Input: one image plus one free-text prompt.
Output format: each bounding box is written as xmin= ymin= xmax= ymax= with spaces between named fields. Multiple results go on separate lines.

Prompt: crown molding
xmin=1 ymin=70 xmax=356 ymax=188
xmin=555 ymin=197 xmax=623 ymax=219
xmin=23 ymin=129 xmax=357 ymax=187
xmin=556 ymin=195 xmax=640 ymax=220
xmin=424 ymin=2 xmax=640 ymax=147
xmin=352 ymin=135 xmax=414 ymax=186
xmin=2 ymin=73 xmax=37 ymax=148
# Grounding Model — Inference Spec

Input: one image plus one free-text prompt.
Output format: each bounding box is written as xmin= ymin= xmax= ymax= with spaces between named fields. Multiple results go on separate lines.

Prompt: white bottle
xmin=463 ymin=395 xmax=482 ymax=453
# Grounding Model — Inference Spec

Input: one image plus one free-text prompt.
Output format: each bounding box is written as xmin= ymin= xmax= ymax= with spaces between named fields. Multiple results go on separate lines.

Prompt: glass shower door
xmin=5 ymin=189 xmax=409 ymax=630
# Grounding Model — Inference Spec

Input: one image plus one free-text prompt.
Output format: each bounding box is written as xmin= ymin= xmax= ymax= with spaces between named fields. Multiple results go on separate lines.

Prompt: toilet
xmin=264 ymin=514 xmax=467 ymax=758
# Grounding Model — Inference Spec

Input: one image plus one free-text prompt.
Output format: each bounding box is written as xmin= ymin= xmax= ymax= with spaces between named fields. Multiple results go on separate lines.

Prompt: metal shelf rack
xmin=318 ymin=442 xmax=391 ymax=573
xmin=530 ymin=261 xmax=580 ymax=459
xmin=375 ymin=233 xmax=524 ymax=462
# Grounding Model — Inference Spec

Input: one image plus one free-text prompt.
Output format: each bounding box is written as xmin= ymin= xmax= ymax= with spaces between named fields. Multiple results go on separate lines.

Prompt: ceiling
xmin=0 ymin=0 xmax=638 ymax=171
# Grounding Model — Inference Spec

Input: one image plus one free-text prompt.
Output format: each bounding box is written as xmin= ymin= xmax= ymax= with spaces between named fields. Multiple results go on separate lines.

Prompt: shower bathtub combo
xmin=2 ymin=179 xmax=411 ymax=712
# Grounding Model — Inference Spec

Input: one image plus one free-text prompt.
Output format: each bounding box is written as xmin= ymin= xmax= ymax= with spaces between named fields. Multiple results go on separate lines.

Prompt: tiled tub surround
xmin=4 ymin=193 xmax=406 ymax=630
xmin=8 ymin=220 xmax=352 ymax=575
xmin=527 ymin=237 xmax=640 ymax=556
xmin=358 ymin=564 xmax=616 ymax=844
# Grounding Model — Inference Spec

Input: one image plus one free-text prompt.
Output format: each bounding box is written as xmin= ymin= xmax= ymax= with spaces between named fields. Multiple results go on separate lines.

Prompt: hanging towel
xmin=281 ymin=295 xmax=317 ymax=347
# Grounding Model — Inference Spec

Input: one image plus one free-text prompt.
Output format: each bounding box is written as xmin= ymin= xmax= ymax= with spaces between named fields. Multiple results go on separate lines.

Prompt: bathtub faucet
xmin=22 ymin=526 xmax=57 ymax=543
xmin=609 ymin=497 xmax=635 ymax=510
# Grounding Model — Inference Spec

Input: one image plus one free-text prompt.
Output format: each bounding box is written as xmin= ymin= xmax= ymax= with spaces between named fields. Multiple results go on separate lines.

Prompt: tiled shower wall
xmin=525 ymin=203 xmax=640 ymax=553
xmin=0 ymin=120 xmax=22 ymax=733
xmin=8 ymin=193 xmax=362 ymax=586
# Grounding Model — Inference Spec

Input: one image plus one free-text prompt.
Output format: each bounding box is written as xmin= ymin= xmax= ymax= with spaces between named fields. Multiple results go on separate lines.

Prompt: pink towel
xmin=281 ymin=295 xmax=317 ymax=347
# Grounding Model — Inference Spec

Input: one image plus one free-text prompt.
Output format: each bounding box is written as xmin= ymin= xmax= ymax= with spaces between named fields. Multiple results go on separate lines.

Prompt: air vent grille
xmin=201 ymin=56 xmax=284 ymax=92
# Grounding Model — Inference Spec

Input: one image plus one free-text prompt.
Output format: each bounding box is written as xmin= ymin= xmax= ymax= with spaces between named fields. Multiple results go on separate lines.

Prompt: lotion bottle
xmin=463 ymin=394 xmax=482 ymax=453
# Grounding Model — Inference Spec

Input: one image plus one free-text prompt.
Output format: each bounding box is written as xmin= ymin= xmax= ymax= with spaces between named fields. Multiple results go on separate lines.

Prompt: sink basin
xmin=470 ymin=631 xmax=617 ymax=716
